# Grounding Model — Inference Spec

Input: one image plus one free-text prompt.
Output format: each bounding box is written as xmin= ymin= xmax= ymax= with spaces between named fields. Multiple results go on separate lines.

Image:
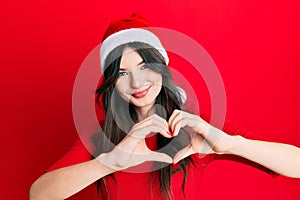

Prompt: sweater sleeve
xmin=197 ymin=113 xmax=279 ymax=177
xmin=45 ymin=138 xmax=93 ymax=172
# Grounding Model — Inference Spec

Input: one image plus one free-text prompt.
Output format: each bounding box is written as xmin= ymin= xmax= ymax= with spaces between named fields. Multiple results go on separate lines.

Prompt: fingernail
xmin=169 ymin=128 xmax=174 ymax=137
xmin=167 ymin=131 xmax=174 ymax=137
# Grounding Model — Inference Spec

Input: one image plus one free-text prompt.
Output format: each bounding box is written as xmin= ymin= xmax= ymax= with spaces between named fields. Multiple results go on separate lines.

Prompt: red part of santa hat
xmin=100 ymin=12 xmax=169 ymax=72
xmin=102 ymin=12 xmax=151 ymax=41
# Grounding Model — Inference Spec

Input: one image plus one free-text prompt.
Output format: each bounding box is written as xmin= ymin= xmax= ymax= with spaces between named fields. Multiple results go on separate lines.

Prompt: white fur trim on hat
xmin=100 ymin=28 xmax=169 ymax=72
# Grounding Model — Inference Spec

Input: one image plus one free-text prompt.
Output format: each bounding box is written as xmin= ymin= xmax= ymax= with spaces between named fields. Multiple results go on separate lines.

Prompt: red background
xmin=1 ymin=0 xmax=300 ymax=199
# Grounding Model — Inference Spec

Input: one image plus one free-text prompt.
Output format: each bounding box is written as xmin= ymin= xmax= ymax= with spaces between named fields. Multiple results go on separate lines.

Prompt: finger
xmin=169 ymin=111 xmax=191 ymax=133
xmin=144 ymin=115 xmax=170 ymax=136
xmin=141 ymin=114 xmax=169 ymax=132
xmin=168 ymin=109 xmax=181 ymax=132
xmin=130 ymin=115 xmax=171 ymax=139
xmin=152 ymin=114 xmax=171 ymax=137
xmin=135 ymin=123 xmax=170 ymax=138
xmin=173 ymin=146 xmax=195 ymax=164
xmin=172 ymin=118 xmax=182 ymax=137
xmin=169 ymin=113 xmax=182 ymax=136
xmin=171 ymin=114 xmax=190 ymax=137
xmin=133 ymin=114 xmax=164 ymax=128
xmin=172 ymin=112 xmax=202 ymax=136
xmin=156 ymin=125 xmax=173 ymax=138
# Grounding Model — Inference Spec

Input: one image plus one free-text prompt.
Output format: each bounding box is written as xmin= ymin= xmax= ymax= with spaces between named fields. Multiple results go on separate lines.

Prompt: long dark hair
xmin=94 ymin=42 xmax=193 ymax=199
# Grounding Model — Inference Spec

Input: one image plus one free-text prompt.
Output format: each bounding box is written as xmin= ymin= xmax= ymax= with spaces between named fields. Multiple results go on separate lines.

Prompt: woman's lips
xmin=132 ymin=86 xmax=151 ymax=98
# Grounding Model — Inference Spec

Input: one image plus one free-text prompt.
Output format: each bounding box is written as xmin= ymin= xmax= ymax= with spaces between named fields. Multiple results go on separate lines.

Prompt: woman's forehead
xmin=120 ymin=47 xmax=144 ymax=70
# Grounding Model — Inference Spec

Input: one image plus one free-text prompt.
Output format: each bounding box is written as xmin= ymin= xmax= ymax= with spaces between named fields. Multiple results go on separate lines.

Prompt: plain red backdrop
xmin=1 ymin=0 xmax=300 ymax=199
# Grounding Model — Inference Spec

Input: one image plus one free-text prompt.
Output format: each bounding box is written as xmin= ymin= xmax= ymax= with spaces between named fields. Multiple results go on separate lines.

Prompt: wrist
xmin=94 ymin=154 xmax=119 ymax=174
xmin=226 ymin=135 xmax=247 ymax=155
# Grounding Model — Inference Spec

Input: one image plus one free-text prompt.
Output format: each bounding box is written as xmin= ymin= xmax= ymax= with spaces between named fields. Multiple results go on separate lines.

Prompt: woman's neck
xmin=135 ymin=106 xmax=153 ymax=122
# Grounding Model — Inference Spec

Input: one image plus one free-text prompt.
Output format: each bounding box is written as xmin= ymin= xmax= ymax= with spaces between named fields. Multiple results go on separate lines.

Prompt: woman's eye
xmin=118 ymin=72 xmax=128 ymax=77
xmin=140 ymin=64 xmax=149 ymax=70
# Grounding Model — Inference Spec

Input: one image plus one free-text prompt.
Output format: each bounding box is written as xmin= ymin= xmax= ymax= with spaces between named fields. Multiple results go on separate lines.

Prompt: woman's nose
xmin=129 ymin=71 xmax=144 ymax=89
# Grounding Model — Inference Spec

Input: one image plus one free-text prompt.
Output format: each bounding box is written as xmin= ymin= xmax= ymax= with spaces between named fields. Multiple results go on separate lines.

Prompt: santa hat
xmin=100 ymin=13 xmax=186 ymax=103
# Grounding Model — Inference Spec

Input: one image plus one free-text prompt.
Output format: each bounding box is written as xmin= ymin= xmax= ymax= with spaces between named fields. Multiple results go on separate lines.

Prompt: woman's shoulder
xmin=45 ymin=136 xmax=94 ymax=172
xmin=199 ymin=112 xmax=255 ymax=138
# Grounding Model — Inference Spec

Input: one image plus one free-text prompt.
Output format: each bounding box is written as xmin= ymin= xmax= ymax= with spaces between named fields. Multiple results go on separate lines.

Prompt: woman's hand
xmin=97 ymin=114 xmax=173 ymax=171
xmin=168 ymin=109 xmax=211 ymax=137
xmin=169 ymin=110 xmax=235 ymax=163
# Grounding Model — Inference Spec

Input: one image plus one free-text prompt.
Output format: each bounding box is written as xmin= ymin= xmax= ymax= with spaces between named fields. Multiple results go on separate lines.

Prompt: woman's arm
xmin=201 ymin=123 xmax=300 ymax=178
xmin=30 ymin=159 xmax=115 ymax=200
xmin=169 ymin=110 xmax=300 ymax=178
xmin=30 ymin=114 xmax=172 ymax=200
xmin=227 ymin=135 xmax=300 ymax=178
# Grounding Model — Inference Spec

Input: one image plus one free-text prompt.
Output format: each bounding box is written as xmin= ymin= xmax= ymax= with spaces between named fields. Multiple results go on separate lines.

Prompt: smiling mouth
xmin=132 ymin=86 xmax=151 ymax=98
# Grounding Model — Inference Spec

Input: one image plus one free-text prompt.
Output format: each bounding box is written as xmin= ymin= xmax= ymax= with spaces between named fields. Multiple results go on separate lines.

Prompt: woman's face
xmin=115 ymin=47 xmax=162 ymax=109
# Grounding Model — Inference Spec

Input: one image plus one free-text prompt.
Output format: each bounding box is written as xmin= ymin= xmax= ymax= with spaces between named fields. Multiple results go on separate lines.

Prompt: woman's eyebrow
xmin=137 ymin=60 xmax=145 ymax=66
xmin=119 ymin=61 xmax=145 ymax=70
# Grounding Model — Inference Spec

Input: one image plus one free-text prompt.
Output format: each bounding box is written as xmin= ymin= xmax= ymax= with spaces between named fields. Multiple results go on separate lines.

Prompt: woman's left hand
xmin=168 ymin=110 xmax=235 ymax=163
xmin=169 ymin=110 xmax=300 ymax=178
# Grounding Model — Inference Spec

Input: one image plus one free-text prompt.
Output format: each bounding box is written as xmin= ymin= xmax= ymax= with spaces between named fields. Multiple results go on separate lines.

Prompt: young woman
xmin=30 ymin=13 xmax=300 ymax=200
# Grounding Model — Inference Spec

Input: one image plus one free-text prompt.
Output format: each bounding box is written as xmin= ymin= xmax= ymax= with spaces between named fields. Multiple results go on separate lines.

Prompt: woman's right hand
xmin=96 ymin=114 xmax=173 ymax=171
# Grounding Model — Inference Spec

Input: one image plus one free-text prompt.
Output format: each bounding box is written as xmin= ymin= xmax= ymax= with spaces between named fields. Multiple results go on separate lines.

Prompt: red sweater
xmin=46 ymin=116 xmax=277 ymax=200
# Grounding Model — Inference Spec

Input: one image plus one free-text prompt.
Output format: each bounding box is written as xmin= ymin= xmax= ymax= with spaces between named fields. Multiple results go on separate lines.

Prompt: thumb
xmin=148 ymin=152 xmax=173 ymax=164
xmin=173 ymin=146 xmax=195 ymax=164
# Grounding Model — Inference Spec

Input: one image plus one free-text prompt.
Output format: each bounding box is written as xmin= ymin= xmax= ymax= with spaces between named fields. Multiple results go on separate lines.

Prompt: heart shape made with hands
xmin=124 ymin=109 xmax=225 ymax=166
xmin=158 ymin=110 xmax=218 ymax=163
xmin=98 ymin=110 xmax=227 ymax=172
xmin=145 ymin=129 xmax=215 ymax=165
